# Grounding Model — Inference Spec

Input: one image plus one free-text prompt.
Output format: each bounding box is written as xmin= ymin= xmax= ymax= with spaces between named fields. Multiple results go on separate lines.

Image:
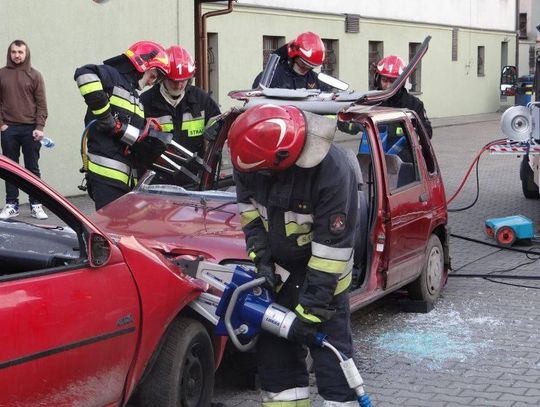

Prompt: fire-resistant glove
xmin=287 ymin=318 xmax=319 ymax=347
xmin=246 ymin=236 xmax=271 ymax=266
xmin=129 ymin=129 xmax=172 ymax=170
xmin=94 ymin=114 xmax=117 ymax=135
xmin=256 ymin=263 xmax=281 ymax=293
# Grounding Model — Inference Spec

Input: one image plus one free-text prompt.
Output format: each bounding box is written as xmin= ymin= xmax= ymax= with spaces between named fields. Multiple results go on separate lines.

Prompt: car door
xmin=379 ymin=118 xmax=432 ymax=287
xmin=0 ymin=161 xmax=140 ymax=407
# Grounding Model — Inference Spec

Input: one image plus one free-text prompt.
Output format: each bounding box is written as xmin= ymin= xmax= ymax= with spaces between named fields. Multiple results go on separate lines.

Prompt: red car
xmin=0 ymin=155 xmax=224 ymax=407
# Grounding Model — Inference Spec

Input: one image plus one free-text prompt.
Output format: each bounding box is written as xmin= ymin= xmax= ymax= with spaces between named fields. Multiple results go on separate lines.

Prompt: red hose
xmin=446 ymin=139 xmax=507 ymax=205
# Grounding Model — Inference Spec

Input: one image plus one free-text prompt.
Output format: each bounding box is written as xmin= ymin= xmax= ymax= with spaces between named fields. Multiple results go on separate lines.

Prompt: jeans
xmin=0 ymin=124 xmax=41 ymax=205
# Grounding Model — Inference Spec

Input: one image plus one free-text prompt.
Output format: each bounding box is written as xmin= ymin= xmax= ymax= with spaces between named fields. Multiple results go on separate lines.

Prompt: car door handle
xmin=419 ymin=192 xmax=428 ymax=202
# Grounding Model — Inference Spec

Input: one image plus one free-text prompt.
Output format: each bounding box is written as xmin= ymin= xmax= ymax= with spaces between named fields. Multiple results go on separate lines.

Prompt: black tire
xmin=407 ymin=234 xmax=444 ymax=303
xmin=520 ymin=156 xmax=540 ymax=199
xmin=134 ymin=317 xmax=214 ymax=407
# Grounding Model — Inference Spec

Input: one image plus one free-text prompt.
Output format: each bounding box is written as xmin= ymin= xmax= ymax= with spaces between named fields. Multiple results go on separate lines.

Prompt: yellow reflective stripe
xmin=296 ymin=232 xmax=313 ymax=246
xmin=249 ymin=251 xmax=257 ymax=261
xmin=161 ymin=123 xmax=174 ymax=132
xmin=181 ymin=118 xmax=205 ymax=137
xmin=262 ymin=401 xmax=310 ymax=407
xmin=88 ymin=160 xmax=130 ymax=184
xmin=396 ymin=127 xmax=404 ymax=135
xmin=295 ymin=304 xmax=322 ymax=323
xmin=307 ymin=256 xmax=348 ymax=274
xmin=334 ymin=270 xmax=352 ymax=295
xmin=110 ymin=95 xmax=144 ymax=118
xmin=92 ymin=103 xmax=110 ymax=116
xmin=240 ymin=209 xmax=260 ymax=227
xmin=79 ymin=81 xmax=103 ymax=96
xmin=285 ymin=222 xmax=312 ymax=236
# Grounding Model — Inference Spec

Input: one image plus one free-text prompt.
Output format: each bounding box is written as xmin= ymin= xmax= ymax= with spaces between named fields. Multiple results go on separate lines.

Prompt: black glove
xmin=256 ymin=263 xmax=281 ymax=292
xmin=94 ymin=114 xmax=116 ymax=135
xmin=129 ymin=129 xmax=172 ymax=169
xmin=246 ymin=236 xmax=270 ymax=266
xmin=287 ymin=318 xmax=319 ymax=347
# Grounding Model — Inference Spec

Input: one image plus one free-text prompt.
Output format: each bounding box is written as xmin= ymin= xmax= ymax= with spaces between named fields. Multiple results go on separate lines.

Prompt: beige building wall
xmin=0 ymin=0 xmax=194 ymax=201
xmin=0 ymin=0 xmax=516 ymax=201
xmin=207 ymin=3 xmax=516 ymax=118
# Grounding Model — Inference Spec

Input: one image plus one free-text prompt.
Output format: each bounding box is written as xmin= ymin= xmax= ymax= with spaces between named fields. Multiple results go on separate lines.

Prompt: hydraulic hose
xmin=446 ymin=138 xmax=506 ymax=205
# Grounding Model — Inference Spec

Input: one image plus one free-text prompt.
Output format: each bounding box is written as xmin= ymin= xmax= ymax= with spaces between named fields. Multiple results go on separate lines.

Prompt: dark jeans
xmin=87 ymin=178 xmax=127 ymax=211
xmin=0 ymin=124 xmax=41 ymax=205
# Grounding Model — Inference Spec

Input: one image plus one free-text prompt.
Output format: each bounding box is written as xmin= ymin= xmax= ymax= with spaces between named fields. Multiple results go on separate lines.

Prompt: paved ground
xmin=18 ymin=112 xmax=539 ymax=406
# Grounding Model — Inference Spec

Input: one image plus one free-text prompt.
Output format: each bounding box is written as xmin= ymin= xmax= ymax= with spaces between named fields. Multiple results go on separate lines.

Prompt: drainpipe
xmin=195 ymin=0 xmax=234 ymax=91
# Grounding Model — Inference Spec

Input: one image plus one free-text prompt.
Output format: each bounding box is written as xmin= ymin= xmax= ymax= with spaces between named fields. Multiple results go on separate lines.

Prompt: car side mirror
xmin=88 ymin=232 xmax=112 ymax=267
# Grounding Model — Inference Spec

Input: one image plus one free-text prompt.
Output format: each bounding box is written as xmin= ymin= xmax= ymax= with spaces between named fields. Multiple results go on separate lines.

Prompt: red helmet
xmin=287 ymin=31 xmax=325 ymax=68
xmin=376 ymin=55 xmax=405 ymax=79
xmin=228 ymin=104 xmax=306 ymax=173
xmin=125 ymin=41 xmax=170 ymax=75
xmin=166 ymin=45 xmax=196 ymax=81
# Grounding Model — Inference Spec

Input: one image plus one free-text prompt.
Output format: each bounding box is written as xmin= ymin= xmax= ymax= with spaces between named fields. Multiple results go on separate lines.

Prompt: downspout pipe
xmin=196 ymin=0 xmax=234 ymax=91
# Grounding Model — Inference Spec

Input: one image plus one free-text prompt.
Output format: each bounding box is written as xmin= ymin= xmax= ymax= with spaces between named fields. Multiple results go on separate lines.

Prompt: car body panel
xmin=0 ymin=242 xmax=139 ymax=406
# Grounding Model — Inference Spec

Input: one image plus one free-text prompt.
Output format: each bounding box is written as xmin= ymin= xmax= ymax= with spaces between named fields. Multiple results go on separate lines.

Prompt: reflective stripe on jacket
xmin=74 ymin=63 xmax=145 ymax=189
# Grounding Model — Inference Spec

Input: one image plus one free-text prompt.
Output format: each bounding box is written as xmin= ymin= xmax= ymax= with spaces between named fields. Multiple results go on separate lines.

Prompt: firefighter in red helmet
xmin=141 ymin=45 xmax=221 ymax=186
xmin=74 ymin=41 xmax=170 ymax=210
xmin=375 ymin=55 xmax=433 ymax=138
xmin=252 ymin=31 xmax=330 ymax=91
xmin=229 ymin=104 xmax=361 ymax=406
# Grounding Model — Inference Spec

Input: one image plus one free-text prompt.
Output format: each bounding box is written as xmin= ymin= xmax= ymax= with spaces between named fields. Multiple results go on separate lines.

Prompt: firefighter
xmin=228 ymin=104 xmax=360 ymax=406
xmin=140 ymin=45 xmax=221 ymax=186
xmin=375 ymin=55 xmax=433 ymax=138
xmin=252 ymin=31 xmax=330 ymax=91
xmin=74 ymin=41 xmax=170 ymax=210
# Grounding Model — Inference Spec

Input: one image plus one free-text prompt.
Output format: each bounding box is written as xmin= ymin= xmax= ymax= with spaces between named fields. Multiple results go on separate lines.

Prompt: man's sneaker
xmin=0 ymin=204 xmax=19 ymax=220
xmin=31 ymin=204 xmax=48 ymax=220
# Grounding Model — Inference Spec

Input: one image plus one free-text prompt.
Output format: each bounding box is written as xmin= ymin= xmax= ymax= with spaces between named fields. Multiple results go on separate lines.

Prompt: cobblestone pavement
xmin=32 ymin=113 xmax=538 ymax=407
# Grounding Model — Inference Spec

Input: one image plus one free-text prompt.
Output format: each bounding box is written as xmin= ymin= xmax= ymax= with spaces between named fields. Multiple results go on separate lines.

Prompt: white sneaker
xmin=31 ymin=204 xmax=48 ymax=220
xmin=0 ymin=204 xmax=19 ymax=220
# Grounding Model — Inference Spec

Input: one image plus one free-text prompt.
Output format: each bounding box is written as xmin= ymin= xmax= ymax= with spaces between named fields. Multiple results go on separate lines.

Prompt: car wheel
xmin=407 ymin=234 xmax=444 ymax=303
xmin=520 ymin=156 xmax=540 ymax=199
xmin=133 ymin=317 xmax=214 ymax=407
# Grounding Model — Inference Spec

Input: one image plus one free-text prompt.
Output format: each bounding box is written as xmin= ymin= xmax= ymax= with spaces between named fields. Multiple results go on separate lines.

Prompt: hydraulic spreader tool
xmin=177 ymin=258 xmax=373 ymax=407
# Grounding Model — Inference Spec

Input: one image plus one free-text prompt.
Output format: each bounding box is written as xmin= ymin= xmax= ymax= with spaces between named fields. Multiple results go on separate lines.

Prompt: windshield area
xmin=136 ymin=171 xmax=237 ymax=200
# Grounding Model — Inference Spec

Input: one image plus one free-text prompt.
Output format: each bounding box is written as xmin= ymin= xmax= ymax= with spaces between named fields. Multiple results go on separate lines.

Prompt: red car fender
xmin=114 ymin=236 xmax=208 ymax=400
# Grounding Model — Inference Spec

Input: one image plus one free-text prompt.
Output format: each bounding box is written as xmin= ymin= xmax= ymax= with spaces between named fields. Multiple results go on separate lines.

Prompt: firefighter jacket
xmin=140 ymin=84 xmax=220 ymax=172
xmin=74 ymin=62 xmax=144 ymax=191
xmin=252 ymin=61 xmax=330 ymax=91
xmin=235 ymin=145 xmax=359 ymax=323
xmin=380 ymin=87 xmax=433 ymax=138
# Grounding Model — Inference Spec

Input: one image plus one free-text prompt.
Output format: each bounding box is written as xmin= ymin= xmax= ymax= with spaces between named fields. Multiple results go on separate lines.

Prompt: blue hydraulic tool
xmin=485 ymin=215 xmax=535 ymax=246
xmin=197 ymin=263 xmax=373 ymax=407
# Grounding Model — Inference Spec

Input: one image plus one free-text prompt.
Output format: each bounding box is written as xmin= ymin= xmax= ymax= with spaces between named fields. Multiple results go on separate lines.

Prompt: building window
xmin=451 ymin=28 xmax=458 ymax=61
xmin=207 ymin=33 xmax=219 ymax=102
xmin=477 ymin=46 xmax=485 ymax=77
xmin=368 ymin=41 xmax=384 ymax=90
xmin=409 ymin=42 xmax=422 ymax=93
xmin=322 ymin=39 xmax=338 ymax=77
xmin=530 ymin=45 xmax=536 ymax=75
xmin=263 ymin=36 xmax=285 ymax=69
xmin=519 ymin=13 xmax=528 ymax=39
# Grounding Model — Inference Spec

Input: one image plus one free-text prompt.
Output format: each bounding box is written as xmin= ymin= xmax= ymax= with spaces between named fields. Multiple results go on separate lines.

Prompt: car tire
xmin=407 ymin=234 xmax=444 ymax=304
xmin=133 ymin=317 xmax=214 ymax=407
xmin=520 ymin=156 xmax=540 ymax=199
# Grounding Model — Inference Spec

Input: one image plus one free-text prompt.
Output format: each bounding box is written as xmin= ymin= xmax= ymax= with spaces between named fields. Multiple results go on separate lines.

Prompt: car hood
xmin=89 ymin=190 xmax=247 ymax=262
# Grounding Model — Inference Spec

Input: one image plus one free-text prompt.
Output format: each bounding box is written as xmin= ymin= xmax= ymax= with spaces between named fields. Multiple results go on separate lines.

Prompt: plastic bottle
xmin=40 ymin=137 xmax=55 ymax=148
